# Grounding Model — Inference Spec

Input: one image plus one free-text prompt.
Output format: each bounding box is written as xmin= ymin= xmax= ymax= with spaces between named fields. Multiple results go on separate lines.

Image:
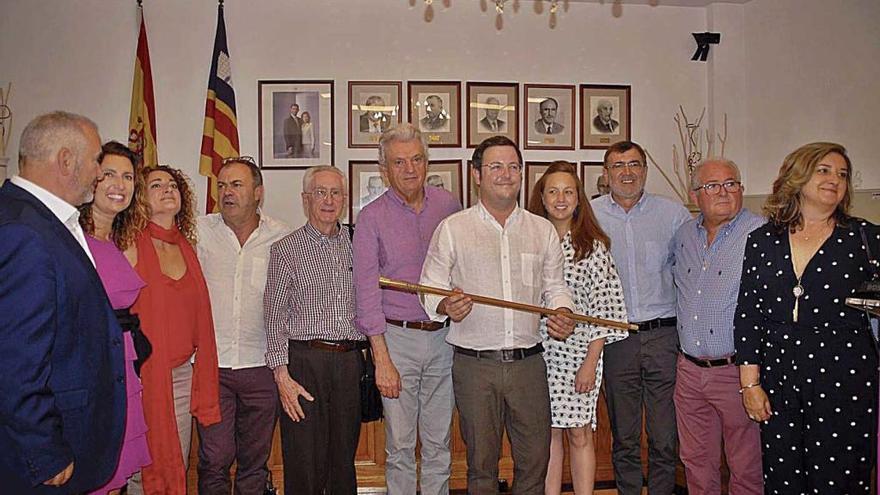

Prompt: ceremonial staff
xmin=380 ymin=277 xmax=638 ymax=332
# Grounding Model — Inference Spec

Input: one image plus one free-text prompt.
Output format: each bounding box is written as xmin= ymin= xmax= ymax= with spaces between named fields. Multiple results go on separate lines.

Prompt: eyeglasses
xmin=221 ymin=156 xmax=257 ymax=166
xmin=607 ymin=161 xmax=645 ymax=170
xmin=482 ymin=162 xmax=523 ymax=175
xmin=305 ymin=188 xmax=345 ymax=201
xmin=693 ymin=180 xmax=742 ymax=195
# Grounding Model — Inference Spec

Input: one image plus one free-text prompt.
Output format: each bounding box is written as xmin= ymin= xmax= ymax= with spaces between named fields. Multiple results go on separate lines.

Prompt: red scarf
xmin=132 ymin=222 xmax=220 ymax=494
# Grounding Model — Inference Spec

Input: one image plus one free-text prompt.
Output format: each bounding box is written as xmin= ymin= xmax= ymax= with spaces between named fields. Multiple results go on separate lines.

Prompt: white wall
xmin=740 ymin=0 xmax=880 ymax=194
xmin=1 ymin=0 xmax=877 ymax=226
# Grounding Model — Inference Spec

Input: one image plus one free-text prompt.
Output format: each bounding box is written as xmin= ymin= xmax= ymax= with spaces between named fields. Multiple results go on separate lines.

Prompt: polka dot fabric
xmin=734 ymin=219 xmax=879 ymax=493
xmin=541 ymin=235 xmax=629 ymax=430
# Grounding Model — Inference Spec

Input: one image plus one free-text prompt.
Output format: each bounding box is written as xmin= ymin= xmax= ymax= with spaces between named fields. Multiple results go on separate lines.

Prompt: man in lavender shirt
xmin=353 ymin=123 xmax=461 ymax=494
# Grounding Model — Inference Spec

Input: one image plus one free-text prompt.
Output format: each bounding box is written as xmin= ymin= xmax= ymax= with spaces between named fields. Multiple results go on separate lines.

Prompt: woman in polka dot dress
xmin=528 ymin=161 xmax=629 ymax=495
xmin=734 ymin=142 xmax=878 ymax=493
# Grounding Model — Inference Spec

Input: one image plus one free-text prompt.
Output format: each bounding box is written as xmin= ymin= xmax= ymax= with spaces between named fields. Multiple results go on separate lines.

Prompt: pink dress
xmin=86 ymin=236 xmax=152 ymax=493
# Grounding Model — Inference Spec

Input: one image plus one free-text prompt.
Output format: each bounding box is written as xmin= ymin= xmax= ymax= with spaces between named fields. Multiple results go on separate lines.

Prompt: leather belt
xmin=634 ymin=317 xmax=677 ymax=332
xmin=453 ymin=343 xmax=543 ymax=363
xmin=290 ymin=339 xmax=368 ymax=353
xmin=682 ymin=351 xmax=736 ymax=368
xmin=385 ymin=318 xmax=449 ymax=331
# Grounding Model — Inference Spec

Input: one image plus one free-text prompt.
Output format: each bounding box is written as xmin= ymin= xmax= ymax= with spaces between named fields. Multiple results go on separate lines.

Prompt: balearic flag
xmin=199 ymin=1 xmax=240 ymax=213
xmin=128 ymin=4 xmax=158 ymax=167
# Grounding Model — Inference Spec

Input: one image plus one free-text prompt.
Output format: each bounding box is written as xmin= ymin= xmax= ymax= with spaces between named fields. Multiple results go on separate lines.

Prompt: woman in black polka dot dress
xmin=528 ymin=161 xmax=629 ymax=494
xmin=734 ymin=142 xmax=878 ymax=494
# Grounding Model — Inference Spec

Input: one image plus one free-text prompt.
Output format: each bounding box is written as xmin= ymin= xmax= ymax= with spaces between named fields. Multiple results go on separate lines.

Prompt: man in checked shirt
xmin=264 ymin=165 xmax=367 ymax=495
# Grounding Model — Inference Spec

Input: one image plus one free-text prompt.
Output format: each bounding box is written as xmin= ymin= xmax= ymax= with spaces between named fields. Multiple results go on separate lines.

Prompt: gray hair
xmin=378 ymin=123 xmax=429 ymax=166
xmin=302 ymin=165 xmax=347 ymax=193
xmin=690 ymin=157 xmax=742 ymax=190
xmin=19 ymin=111 xmax=98 ymax=168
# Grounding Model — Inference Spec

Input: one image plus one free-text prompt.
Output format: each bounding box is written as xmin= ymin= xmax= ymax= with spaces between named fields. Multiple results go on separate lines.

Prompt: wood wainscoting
xmin=185 ymin=389 xmax=685 ymax=493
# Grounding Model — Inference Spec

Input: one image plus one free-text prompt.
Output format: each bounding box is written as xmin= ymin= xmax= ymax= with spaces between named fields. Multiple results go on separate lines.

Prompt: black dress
xmin=734 ymin=218 xmax=879 ymax=494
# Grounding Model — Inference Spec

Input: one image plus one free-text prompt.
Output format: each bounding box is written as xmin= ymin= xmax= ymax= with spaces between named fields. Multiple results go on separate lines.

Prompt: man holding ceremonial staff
xmin=420 ymin=135 xmax=576 ymax=494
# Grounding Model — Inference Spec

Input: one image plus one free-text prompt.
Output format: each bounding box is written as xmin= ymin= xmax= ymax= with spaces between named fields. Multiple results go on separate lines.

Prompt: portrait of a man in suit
xmin=533 ymin=97 xmax=565 ymax=135
xmin=0 ymin=111 xmax=126 ymax=493
xmin=283 ymin=103 xmax=303 ymax=158
xmin=478 ymin=96 xmax=505 ymax=134
xmin=359 ymin=174 xmax=386 ymax=209
xmin=359 ymin=95 xmax=392 ymax=134
xmin=419 ymin=94 xmax=449 ymax=132
xmin=592 ymin=98 xmax=620 ymax=134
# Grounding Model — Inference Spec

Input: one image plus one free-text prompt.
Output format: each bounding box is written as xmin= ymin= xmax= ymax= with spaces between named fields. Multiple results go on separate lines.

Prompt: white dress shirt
xmin=420 ymin=202 xmax=573 ymax=350
xmin=197 ymin=212 xmax=292 ymax=369
xmin=10 ymin=175 xmax=95 ymax=266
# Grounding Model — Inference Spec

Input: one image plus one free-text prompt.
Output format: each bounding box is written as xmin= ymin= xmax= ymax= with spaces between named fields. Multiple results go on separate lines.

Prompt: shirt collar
xmin=696 ymin=207 xmax=747 ymax=237
xmin=11 ymin=175 xmax=80 ymax=227
xmin=303 ymin=221 xmax=342 ymax=243
xmin=386 ymin=186 xmax=429 ymax=212
xmin=475 ymin=200 xmax=521 ymax=228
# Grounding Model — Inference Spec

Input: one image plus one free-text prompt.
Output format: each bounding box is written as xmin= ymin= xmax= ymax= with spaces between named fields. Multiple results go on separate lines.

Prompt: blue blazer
xmin=0 ymin=181 xmax=126 ymax=493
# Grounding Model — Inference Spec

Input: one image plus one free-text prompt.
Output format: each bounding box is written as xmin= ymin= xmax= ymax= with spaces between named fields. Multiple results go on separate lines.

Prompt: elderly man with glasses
xmin=265 ymin=165 xmax=367 ymax=495
xmin=195 ymin=156 xmax=291 ymax=494
xmin=590 ymin=141 xmax=692 ymax=495
xmin=671 ymin=158 xmax=765 ymax=494
xmin=419 ymin=135 xmax=576 ymax=493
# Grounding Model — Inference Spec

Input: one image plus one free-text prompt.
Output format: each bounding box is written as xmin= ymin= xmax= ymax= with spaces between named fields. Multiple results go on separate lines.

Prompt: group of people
xmin=0 ymin=110 xmax=876 ymax=495
xmin=283 ymin=103 xmax=316 ymax=158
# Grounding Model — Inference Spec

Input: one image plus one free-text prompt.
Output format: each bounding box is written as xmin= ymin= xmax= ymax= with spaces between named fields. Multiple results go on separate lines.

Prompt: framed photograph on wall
xmin=348 ymin=81 xmax=402 ymax=148
xmin=580 ymin=84 xmax=631 ymax=149
xmin=427 ymin=160 xmax=463 ymax=205
xmin=524 ymin=161 xmax=562 ymax=204
xmin=466 ymin=82 xmax=519 ymax=147
xmin=259 ymin=80 xmax=334 ymax=169
xmin=581 ymin=161 xmax=608 ymax=199
xmin=407 ymin=81 xmax=461 ymax=147
xmin=524 ymin=84 xmax=575 ymax=150
xmin=348 ymin=161 xmax=386 ymax=223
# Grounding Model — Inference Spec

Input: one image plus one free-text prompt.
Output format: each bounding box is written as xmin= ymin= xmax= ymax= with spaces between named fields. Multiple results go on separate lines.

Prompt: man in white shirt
xmin=0 ymin=111 xmax=127 ymax=493
xmin=420 ymin=136 xmax=576 ymax=494
xmin=195 ymin=157 xmax=291 ymax=494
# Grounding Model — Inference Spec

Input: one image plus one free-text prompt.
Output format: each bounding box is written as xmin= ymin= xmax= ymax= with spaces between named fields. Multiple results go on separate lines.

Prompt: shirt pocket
xmin=251 ymin=256 xmax=268 ymax=289
xmin=521 ymin=253 xmax=542 ymax=288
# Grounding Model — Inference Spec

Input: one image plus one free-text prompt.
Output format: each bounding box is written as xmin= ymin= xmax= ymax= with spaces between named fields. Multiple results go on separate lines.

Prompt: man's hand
xmin=546 ymin=308 xmax=575 ymax=340
xmin=43 ymin=462 xmax=73 ymax=486
xmin=274 ymin=366 xmax=314 ymax=421
xmin=437 ymin=288 xmax=472 ymax=322
xmin=369 ymin=335 xmax=401 ymax=398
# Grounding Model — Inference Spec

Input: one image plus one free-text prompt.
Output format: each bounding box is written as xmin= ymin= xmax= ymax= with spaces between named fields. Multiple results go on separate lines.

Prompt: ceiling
xmin=562 ymin=0 xmax=750 ymax=6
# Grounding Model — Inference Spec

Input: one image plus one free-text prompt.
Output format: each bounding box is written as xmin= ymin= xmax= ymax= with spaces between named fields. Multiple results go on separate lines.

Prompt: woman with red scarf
xmin=129 ymin=165 xmax=220 ymax=494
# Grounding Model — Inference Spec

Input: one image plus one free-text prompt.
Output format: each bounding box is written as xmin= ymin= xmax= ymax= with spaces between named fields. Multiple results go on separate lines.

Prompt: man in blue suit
xmin=0 ymin=111 xmax=127 ymax=493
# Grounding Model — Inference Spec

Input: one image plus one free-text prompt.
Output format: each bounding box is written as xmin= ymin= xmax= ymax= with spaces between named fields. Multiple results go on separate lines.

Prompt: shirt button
xmin=694 ymin=315 xmax=698 ymax=320
xmin=117 ymin=375 xmax=125 ymax=384
xmin=697 ymin=290 xmax=702 ymax=295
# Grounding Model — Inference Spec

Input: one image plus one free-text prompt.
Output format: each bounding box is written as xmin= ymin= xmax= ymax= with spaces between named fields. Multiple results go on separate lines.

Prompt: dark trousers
xmin=452 ymin=351 xmax=551 ymax=495
xmin=603 ymin=324 xmax=679 ymax=495
xmin=196 ymin=366 xmax=278 ymax=495
xmin=280 ymin=343 xmax=363 ymax=495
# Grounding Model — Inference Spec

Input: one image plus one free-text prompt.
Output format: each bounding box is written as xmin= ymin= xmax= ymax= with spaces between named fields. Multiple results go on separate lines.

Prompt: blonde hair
xmin=763 ymin=142 xmax=853 ymax=231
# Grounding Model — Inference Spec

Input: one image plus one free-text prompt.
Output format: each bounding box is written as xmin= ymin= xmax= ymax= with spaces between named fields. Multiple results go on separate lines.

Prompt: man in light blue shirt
xmin=591 ymin=141 xmax=691 ymax=495
xmin=671 ymin=158 xmax=764 ymax=494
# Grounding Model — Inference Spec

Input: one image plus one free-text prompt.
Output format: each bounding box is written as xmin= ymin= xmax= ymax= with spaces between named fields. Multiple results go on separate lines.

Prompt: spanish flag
xmin=199 ymin=2 xmax=240 ymax=213
xmin=128 ymin=5 xmax=158 ymax=167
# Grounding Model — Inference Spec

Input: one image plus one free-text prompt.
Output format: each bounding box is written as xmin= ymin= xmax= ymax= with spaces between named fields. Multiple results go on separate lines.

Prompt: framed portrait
xmin=466 ymin=82 xmax=519 ymax=147
xmin=465 ymin=160 xmax=479 ymax=207
xmin=580 ymin=84 xmax=631 ymax=149
xmin=348 ymin=81 xmax=402 ymax=148
xmin=407 ymin=81 xmax=461 ymax=147
xmin=427 ymin=160 xmax=463 ymax=205
xmin=524 ymin=84 xmax=575 ymax=150
xmin=348 ymin=161 xmax=386 ymax=224
xmin=581 ymin=161 xmax=608 ymax=199
xmin=259 ymin=80 xmax=334 ymax=169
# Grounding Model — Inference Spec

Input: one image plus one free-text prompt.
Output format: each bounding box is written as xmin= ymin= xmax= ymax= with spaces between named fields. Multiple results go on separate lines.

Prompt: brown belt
xmin=681 ymin=351 xmax=736 ymax=368
xmin=385 ymin=318 xmax=449 ymax=331
xmin=453 ymin=343 xmax=544 ymax=362
xmin=289 ymin=339 xmax=368 ymax=353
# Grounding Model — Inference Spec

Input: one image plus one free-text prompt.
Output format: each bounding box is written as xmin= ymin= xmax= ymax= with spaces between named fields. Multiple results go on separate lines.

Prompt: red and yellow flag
xmin=199 ymin=2 xmax=240 ymax=213
xmin=128 ymin=6 xmax=158 ymax=167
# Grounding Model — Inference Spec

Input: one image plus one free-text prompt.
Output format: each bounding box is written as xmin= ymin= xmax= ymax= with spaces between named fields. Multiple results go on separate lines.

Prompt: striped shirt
xmin=263 ymin=222 xmax=364 ymax=369
xmin=672 ymin=208 xmax=765 ymax=358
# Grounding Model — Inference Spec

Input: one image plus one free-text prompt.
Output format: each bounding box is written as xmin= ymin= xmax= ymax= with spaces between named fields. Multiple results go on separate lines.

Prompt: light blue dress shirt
xmin=591 ymin=193 xmax=692 ymax=322
xmin=672 ymin=208 xmax=765 ymax=358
